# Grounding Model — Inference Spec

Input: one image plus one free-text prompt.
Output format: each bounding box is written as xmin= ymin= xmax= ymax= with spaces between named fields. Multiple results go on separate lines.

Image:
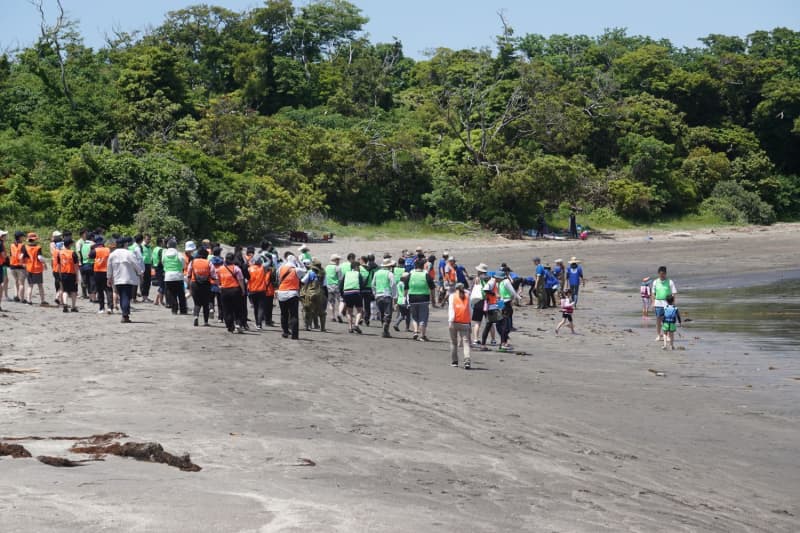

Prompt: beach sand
xmin=1 ymin=224 xmax=798 ymax=532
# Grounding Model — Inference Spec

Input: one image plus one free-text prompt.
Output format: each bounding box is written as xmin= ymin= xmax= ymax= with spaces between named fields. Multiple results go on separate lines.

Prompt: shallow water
xmin=678 ymin=279 xmax=800 ymax=352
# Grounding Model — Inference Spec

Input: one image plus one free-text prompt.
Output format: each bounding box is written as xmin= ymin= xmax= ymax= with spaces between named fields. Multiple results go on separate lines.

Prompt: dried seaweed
xmin=0 ymin=443 xmax=32 ymax=458
xmin=70 ymin=442 xmax=201 ymax=472
xmin=37 ymin=456 xmax=92 ymax=467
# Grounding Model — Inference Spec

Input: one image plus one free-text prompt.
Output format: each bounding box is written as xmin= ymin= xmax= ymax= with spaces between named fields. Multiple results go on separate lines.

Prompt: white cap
xmin=184 ymin=240 xmax=197 ymax=252
xmin=52 ymin=230 xmax=62 ymax=238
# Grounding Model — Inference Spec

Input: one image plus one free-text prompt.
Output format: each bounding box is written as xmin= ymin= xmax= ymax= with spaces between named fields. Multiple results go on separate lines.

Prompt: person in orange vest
xmin=8 ymin=231 xmax=28 ymax=302
xmin=50 ymin=231 xmax=64 ymax=305
xmin=217 ymin=252 xmax=246 ymax=333
xmin=21 ymin=232 xmax=48 ymax=306
xmin=448 ymin=282 xmax=473 ymax=369
xmin=276 ymin=252 xmax=306 ymax=340
xmin=247 ymin=256 xmax=269 ymax=330
xmin=186 ymin=247 xmax=217 ymax=327
xmin=263 ymin=255 xmax=276 ymax=327
xmin=57 ymin=237 xmax=80 ymax=312
xmin=89 ymin=235 xmax=113 ymax=314
xmin=0 ymin=230 xmax=7 ymax=309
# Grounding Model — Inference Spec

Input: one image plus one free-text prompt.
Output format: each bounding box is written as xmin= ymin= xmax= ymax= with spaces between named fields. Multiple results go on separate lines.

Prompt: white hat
xmin=475 ymin=263 xmax=489 ymax=273
xmin=555 ymin=258 xmax=563 ymax=264
xmin=569 ymin=256 xmax=580 ymax=264
xmin=52 ymin=230 xmax=62 ymax=238
xmin=0 ymin=230 xmax=7 ymax=238
xmin=415 ymin=246 xmax=423 ymax=253
xmin=330 ymin=253 xmax=341 ymax=261
xmin=299 ymin=244 xmax=310 ymax=252
xmin=184 ymin=240 xmax=197 ymax=252
xmin=447 ymin=256 xmax=456 ymax=262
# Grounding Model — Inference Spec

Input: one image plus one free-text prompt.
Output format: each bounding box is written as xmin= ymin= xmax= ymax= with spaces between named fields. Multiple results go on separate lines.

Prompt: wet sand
xmin=1 ymin=224 xmax=799 ymax=532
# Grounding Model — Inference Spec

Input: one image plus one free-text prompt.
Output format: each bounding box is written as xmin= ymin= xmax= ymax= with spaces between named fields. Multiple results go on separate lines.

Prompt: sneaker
xmin=71 ymin=307 xmax=78 ymax=313
xmin=655 ymin=336 xmax=663 ymax=342
xmin=393 ymin=325 xmax=400 ymax=332
xmin=256 ymin=325 xmax=262 ymax=331
xmin=121 ymin=316 xmax=131 ymax=323
xmin=498 ymin=345 xmax=512 ymax=353
xmin=412 ymin=332 xmax=419 ymax=341
xmin=490 ymin=340 xmax=497 ymax=346
xmin=13 ymin=296 xmax=20 ymax=302
xmin=106 ymin=309 xmax=112 ymax=314
xmin=354 ymin=326 xmax=363 ymax=334
xmin=464 ymin=361 xmax=471 ymax=370
xmin=337 ymin=316 xmax=344 ymax=323
xmin=421 ymin=336 xmax=430 ymax=342
xmin=479 ymin=346 xmax=489 ymax=352
xmin=282 ymin=333 xmax=289 ymax=338
xmin=450 ymin=362 xmax=458 ymax=367
xmin=193 ymin=318 xmax=199 ymax=327
xmin=382 ymin=331 xmax=391 ymax=338
xmin=97 ymin=310 xmax=105 ymax=314
xmin=63 ymin=306 xmax=69 ymax=313
xmin=236 ymin=326 xmax=243 ymax=334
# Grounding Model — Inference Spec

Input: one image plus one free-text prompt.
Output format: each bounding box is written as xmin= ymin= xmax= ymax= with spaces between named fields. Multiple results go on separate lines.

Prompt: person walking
xmin=566 ymin=257 xmax=585 ymax=307
xmin=408 ymin=257 xmax=435 ymax=341
xmin=276 ymin=253 xmax=306 ymax=339
xmin=151 ymin=238 xmax=165 ymax=307
xmin=448 ymin=282 xmax=473 ymax=369
xmin=107 ymin=238 xmax=143 ymax=323
xmin=652 ymin=266 xmax=677 ymax=342
xmin=162 ymin=239 xmax=187 ymax=315
xmin=8 ymin=231 xmax=27 ymax=303
xmin=187 ymin=247 xmax=216 ymax=327
xmin=57 ymin=237 xmax=80 ymax=312
xmin=247 ymin=256 xmax=269 ymax=330
xmin=372 ymin=257 xmax=396 ymax=338
xmin=339 ymin=258 xmax=365 ymax=334
xmin=217 ymin=252 xmax=246 ymax=333
xmin=89 ymin=236 xmax=112 ymax=313
xmin=325 ymin=254 xmax=344 ymax=323
xmin=393 ymin=271 xmax=411 ymax=333
xmin=470 ymin=264 xmax=490 ymax=343
xmin=21 ymin=233 xmax=47 ymax=306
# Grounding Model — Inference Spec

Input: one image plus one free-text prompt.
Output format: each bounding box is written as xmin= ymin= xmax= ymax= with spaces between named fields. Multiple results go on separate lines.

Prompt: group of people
xmin=0 ymin=228 xmax=596 ymax=370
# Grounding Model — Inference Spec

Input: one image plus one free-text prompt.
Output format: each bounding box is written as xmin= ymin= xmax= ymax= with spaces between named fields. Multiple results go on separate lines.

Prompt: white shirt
xmin=652 ymin=278 xmax=677 ymax=308
xmin=107 ymin=248 xmax=143 ymax=286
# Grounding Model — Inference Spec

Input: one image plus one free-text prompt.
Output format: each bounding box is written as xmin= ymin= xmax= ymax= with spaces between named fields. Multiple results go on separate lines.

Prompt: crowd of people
xmin=0 ymin=227 xmax=611 ymax=369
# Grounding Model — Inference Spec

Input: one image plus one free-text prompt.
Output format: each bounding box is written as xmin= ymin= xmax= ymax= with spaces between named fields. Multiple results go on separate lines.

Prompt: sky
xmin=1 ymin=0 xmax=797 ymax=58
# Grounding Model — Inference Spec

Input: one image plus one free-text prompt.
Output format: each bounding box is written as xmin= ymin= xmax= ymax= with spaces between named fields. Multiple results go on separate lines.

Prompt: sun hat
xmin=302 ymin=257 xmax=312 ymax=265
xmin=27 ymin=232 xmax=39 ymax=242
xmin=442 ymin=250 xmax=450 ymax=257
xmin=381 ymin=258 xmax=395 ymax=267
xmin=330 ymin=253 xmax=341 ymax=261
xmin=0 ymin=230 xmax=7 ymax=238
xmin=415 ymin=246 xmax=423 ymax=253
xmin=447 ymin=256 xmax=456 ymax=262
xmin=299 ymin=244 xmax=310 ymax=252
xmin=569 ymin=256 xmax=580 ymax=264
xmin=185 ymin=240 xmax=197 ymax=252
xmin=554 ymin=258 xmax=563 ymax=264
xmin=475 ymin=263 xmax=489 ymax=273
xmin=52 ymin=230 xmax=62 ymax=238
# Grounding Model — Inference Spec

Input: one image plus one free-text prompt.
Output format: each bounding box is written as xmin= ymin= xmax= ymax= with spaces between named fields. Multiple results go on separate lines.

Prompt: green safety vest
xmin=499 ymin=280 xmax=513 ymax=301
xmin=360 ymin=265 xmax=374 ymax=287
xmin=325 ymin=264 xmax=340 ymax=286
xmin=152 ymin=246 xmax=162 ymax=268
xmin=302 ymin=251 xmax=312 ymax=262
xmin=343 ymin=269 xmax=362 ymax=291
xmin=340 ymin=262 xmax=352 ymax=274
xmin=162 ymin=252 xmax=182 ymax=273
xmin=408 ymin=270 xmax=429 ymax=296
xmin=654 ymin=278 xmax=672 ymax=300
xmin=373 ymin=269 xmax=391 ymax=294
xmin=80 ymin=241 xmax=94 ymax=265
xmin=396 ymin=281 xmax=406 ymax=305
xmin=142 ymin=244 xmax=153 ymax=265
xmin=393 ymin=266 xmax=405 ymax=281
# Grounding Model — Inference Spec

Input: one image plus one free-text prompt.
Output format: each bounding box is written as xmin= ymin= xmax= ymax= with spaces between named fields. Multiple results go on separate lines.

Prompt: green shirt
xmin=396 ymin=280 xmax=406 ymax=306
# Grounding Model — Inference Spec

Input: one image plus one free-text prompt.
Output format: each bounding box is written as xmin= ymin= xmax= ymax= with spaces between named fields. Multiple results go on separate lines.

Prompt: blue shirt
xmin=535 ymin=264 xmax=545 ymax=277
xmin=437 ymin=258 xmax=447 ymax=279
xmin=404 ymin=257 xmax=415 ymax=272
xmin=456 ymin=265 xmax=468 ymax=284
xmin=544 ymin=271 xmax=558 ymax=289
xmin=567 ymin=265 xmax=583 ymax=287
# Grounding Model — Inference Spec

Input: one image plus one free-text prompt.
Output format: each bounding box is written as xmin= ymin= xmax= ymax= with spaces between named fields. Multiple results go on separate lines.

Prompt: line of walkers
xmin=0 ymin=230 xmax=586 ymax=369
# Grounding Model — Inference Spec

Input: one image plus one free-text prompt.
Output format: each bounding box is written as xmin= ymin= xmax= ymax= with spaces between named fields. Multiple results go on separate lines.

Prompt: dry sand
xmin=1 ymin=224 xmax=799 ymax=532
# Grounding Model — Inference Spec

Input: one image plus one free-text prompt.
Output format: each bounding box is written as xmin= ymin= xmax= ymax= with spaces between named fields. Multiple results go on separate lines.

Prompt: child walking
xmin=640 ymin=277 xmax=651 ymax=318
xmin=662 ymin=295 xmax=682 ymax=350
xmin=555 ymin=288 xmax=576 ymax=335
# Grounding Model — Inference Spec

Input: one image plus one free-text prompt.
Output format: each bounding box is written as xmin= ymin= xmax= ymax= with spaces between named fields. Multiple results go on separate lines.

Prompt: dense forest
xmin=1 ymin=0 xmax=799 ymax=241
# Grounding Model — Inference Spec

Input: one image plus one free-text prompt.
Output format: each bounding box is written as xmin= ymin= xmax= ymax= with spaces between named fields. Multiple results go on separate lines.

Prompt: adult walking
xmin=162 ymin=239 xmax=187 ymax=315
xmin=187 ymin=247 xmax=216 ymax=327
xmin=325 ymin=254 xmax=343 ymax=323
xmin=652 ymin=266 xmax=677 ymax=342
xmin=217 ymin=252 xmax=246 ymax=333
xmin=372 ymin=258 xmax=396 ymax=338
xmin=21 ymin=232 xmax=47 ymax=306
xmin=90 ymin=236 xmax=112 ymax=313
xmin=247 ymin=256 xmax=269 ymax=330
xmin=107 ymin=238 xmax=143 ymax=323
xmin=8 ymin=231 xmax=27 ymax=302
xmin=448 ymin=283 xmax=473 ymax=369
xmin=57 ymin=237 xmax=80 ymax=312
xmin=407 ymin=258 xmax=435 ymax=341
xmin=566 ymin=257 xmax=585 ymax=307
xmin=277 ymin=253 xmax=306 ymax=340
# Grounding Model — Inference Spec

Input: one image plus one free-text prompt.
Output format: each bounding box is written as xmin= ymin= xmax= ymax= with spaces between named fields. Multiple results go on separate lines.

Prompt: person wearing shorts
xmin=407 ymin=258 xmax=434 ymax=341
xmin=652 ymin=266 xmax=677 ymax=342
xmin=57 ymin=237 xmax=80 ymax=312
xmin=339 ymin=261 xmax=365 ymax=334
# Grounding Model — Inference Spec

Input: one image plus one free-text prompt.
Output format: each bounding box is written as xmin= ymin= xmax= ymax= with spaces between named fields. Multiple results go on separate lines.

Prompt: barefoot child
xmin=555 ymin=288 xmax=576 ymax=335
xmin=662 ymin=295 xmax=682 ymax=350
xmin=640 ymin=277 xmax=651 ymax=318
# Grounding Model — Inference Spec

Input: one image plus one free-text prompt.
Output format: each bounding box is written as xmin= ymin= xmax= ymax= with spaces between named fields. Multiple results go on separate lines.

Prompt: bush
xmin=700 ymin=180 xmax=775 ymax=225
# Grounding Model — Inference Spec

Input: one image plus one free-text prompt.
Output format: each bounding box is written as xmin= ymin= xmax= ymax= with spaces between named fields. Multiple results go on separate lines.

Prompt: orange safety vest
xmin=24 ymin=245 xmax=44 ymax=274
xmin=278 ymin=265 xmax=300 ymax=291
xmin=93 ymin=247 xmax=109 ymax=273
xmin=183 ymin=253 xmax=193 ymax=276
xmin=50 ymin=243 xmax=59 ymax=270
xmin=248 ymin=265 xmax=267 ymax=293
xmin=58 ymin=249 xmax=77 ymax=275
xmin=217 ymin=264 xmax=241 ymax=290
xmin=9 ymin=242 xmax=23 ymax=267
xmin=444 ymin=266 xmax=457 ymax=284
xmin=190 ymin=258 xmax=211 ymax=282
xmin=451 ymin=293 xmax=471 ymax=324
xmin=485 ymin=283 xmax=498 ymax=306
xmin=265 ymin=269 xmax=275 ymax=297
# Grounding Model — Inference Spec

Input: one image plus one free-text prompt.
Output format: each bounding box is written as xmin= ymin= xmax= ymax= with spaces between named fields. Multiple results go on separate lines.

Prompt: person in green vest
xmin=78 ymin=229 xmax=96 ymax=302
xmin=298 ymin=244 xmax=312 ymax=263
xmin=407 ymin=258 xmax=435 ymax=341
xmin=393 ymin=271 xmax=411 ymax=332
xmin=325 ymin=254 xmax=344 ymax=323
xmin=359 ymin=254 xmax=377 ymax=326
xmin=337 ymin=252 xmax=356 ymax=319
xmin=151 ymin=238 xmax=165 ymax=307
xmin=161 ymin=238 xmax=187 ymax=315
xmin=651 ymin=266 xmax=677 ymax=342
xmin=139 ymin=234 xmax=153 ymax=302
xmin=338 ymin=259 xmax=366 ymax=334
xmin=372 ymin=257 xmax=396 ymax=338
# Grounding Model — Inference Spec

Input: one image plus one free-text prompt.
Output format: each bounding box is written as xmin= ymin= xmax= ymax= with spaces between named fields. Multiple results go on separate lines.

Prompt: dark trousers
xmin=80 ymin=265 xmax=94 ymax=297
xmin=250 ymin=292 xmax=267 ymax=327
xmin=361 ymin=292 xmax=374 ymax=324
xmin=165 ymin=280 xmax=187 ymax=314
xmin=116 ymin=284 xmax=135 ymax=318
xmin=279 ymin=296 xmax=299 ymax=339
xmin=141 ymin=264 xmax=152 ymax=298
xmin=221 ymin=287 xmax=243 ymax=331
xmin=265 ymin=295 xmax=274 ymax=325
xmin=95 ymin=272 xmax=109 ymax=310
xmin=394 ymin=304 xmax=410 ymax=329
xmin=377 ymin=296 xmax=393 ymax=325
xmin=191 ymin=282 xmax=211 ymax=323
xmin=482 ymin=309 xmax=510 ymax=345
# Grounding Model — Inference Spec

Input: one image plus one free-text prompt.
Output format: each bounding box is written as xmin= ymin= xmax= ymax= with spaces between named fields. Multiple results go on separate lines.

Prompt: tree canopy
xmin=1 ymin=1 xmax=798 ymax=239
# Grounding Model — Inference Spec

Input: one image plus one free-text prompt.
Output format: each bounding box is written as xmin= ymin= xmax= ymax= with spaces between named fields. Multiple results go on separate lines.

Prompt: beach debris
xmin=0 ymin=432 xmax=128 ymax=442
xmin=0 ymin=443 xmax=32 ymax=458
xmin=0 ymin=367 xmax=39 ymax=374
xmin=36 ymin=456 xmax=92 ymax=467
xmin=648 ymin=369 xmax=667 ymax=377
xmin=670 ymin=232 xmax=692 ymax=238
xmin=70 ymin=441 xmax=202 ymax=472
xmin=768 ymin=366 xmax=777 ymax=370
xmin=292 ymin=458 xmax=316 ymax=467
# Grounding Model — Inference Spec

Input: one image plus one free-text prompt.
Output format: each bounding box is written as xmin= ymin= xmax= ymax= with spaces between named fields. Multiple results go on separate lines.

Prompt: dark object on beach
xmin=37 ymin=456 xmax=90 ymax=467
xmin=648 ymin=369 xmax=667 ymax=377
xmin=0 ymin=443 xmax=32 ymax=458
xmin=292 ymin=458 xmax=316 ymax=467
xmin=70 ymin=441 xmax=202 ymax=472
xmin=1 ymin=432 xmax=128 ymax=442
xmin=0 ymin=367 xmax=38 ymax=374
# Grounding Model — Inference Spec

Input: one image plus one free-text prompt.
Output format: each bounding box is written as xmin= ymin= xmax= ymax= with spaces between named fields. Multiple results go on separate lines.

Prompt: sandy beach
xmin=1 ymin=224 xmax=799 ymax=532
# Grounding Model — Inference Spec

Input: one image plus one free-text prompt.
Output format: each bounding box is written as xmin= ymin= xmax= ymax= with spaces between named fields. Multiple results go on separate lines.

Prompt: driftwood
xmin=37 ymin=456 xmax=95 ymax=467
xmin=70 ymin=441 xmax=202 ymax=472
xmin=0 ymin=443 xmax=32 ymax=458
xmin=0 ymin=368 xmax=39 ymax=374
